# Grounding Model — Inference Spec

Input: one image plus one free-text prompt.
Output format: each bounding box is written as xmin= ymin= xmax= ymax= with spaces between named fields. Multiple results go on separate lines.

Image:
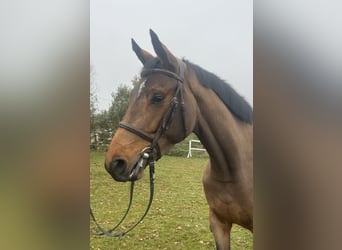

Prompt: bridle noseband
xmin=90 ymin=58 xmax=188 ymax=238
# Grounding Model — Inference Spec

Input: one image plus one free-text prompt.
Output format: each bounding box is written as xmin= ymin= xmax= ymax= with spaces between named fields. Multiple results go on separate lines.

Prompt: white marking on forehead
xmin=137 ymin=80 xmax=146 ymax=97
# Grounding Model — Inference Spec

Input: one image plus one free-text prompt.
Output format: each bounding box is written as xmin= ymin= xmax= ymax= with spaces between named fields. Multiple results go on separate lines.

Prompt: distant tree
xmin=108 ymin=84 xmax=132 ymax=131
xmin=90 ymin=65 xmax=98 ymax=149
xmin=91 ymin=76 xmax=139 ymax=151
xmin=95 ymin=110 xmax=112 ymax=150
xmin=90 ymin=66 xmax=98 ymax=119
xmin=131 ymin=75 xmax=140 ymax=88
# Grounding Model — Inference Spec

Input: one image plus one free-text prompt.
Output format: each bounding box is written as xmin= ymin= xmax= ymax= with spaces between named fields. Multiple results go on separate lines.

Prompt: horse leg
xmin=209 ymin=209 xmax=232 ymax=250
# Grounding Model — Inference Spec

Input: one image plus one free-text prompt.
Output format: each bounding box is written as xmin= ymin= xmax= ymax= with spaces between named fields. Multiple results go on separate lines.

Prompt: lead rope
xmin=90 ymin=160 xmax=155 ymax=238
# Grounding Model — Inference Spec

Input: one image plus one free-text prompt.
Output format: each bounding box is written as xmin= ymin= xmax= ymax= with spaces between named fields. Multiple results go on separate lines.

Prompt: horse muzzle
xmin=106 ymin=152 xmax=150 ymax=182
xmin=106 ymin=157 xmax=130 ymax=182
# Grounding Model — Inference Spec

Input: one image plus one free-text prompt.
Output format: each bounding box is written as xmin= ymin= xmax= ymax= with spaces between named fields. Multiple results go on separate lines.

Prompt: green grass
xmin=90 ymin=152 xmax=252 ymax=249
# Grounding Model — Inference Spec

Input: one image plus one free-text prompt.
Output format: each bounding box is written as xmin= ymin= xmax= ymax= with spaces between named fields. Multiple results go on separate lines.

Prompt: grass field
xmin=90 ymin=152 xmax=252 ymax=249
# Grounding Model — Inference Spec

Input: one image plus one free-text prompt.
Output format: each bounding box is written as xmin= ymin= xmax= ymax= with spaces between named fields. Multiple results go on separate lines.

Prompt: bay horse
xmin=104 ymin=30 xmax=253 ymax=249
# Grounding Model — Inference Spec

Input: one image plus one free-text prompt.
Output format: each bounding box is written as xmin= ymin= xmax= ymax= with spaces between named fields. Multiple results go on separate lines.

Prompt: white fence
xmin=187 ymin=139 xmax=206 ymax=158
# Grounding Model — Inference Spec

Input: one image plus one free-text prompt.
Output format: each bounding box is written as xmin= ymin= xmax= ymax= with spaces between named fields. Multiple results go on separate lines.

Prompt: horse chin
xmin=128 ymin=162 xmax=145 ymax=182
xmin=129 ymin=169 xmax=144 ymax=182
xmin=130 ymin=171 xmax=144 ymax=182
xmin=112 ymin=173 xmax=130 ymax=182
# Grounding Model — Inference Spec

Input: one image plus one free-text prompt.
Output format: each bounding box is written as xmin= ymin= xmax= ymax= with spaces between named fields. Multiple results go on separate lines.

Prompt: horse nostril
xmin=107 ymin=158 xmax=128 ymax=177
xmin=112 ymin=158 xmax=126 ymax=170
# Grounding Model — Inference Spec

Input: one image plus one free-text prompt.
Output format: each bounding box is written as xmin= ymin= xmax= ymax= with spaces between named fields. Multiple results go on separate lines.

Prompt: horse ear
xmin=149 ymin=29 xmax=177 ymax=70
xmin=131 ymin=38 xmax=154 ymax=65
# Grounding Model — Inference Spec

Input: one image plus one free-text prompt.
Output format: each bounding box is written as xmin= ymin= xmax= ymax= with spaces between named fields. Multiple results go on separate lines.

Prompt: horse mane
xmin=184 ymin=60 xmax=253 ymax=124
xmin=141 ymin=58 xmax=253 ymax=124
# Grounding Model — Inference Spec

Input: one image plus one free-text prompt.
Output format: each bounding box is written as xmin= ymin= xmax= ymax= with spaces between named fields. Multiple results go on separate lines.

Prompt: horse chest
xmin=203 ymin=173 xmax=252 ymax=228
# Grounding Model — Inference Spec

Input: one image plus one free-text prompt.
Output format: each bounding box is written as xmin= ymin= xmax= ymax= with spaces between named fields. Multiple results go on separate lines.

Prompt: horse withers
xmin=104 ymin=30 xmax=253 ymax=249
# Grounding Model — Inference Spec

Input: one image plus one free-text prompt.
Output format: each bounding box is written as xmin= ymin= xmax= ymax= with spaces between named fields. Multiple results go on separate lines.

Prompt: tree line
xmin=90 ymin=66 xmax=139 ymax=151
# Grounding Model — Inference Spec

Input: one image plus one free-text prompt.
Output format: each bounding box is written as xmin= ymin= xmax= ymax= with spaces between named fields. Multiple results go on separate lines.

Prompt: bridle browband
xmin=90 ymin=58 xmax=187 ymax=238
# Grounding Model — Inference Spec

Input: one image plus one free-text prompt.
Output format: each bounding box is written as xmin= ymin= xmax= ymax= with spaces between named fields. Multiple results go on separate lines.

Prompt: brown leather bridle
xmin=90 ymin=58 xmax=188 ymax=238
xmin=119 ymin=58 xmax=187 ymax=162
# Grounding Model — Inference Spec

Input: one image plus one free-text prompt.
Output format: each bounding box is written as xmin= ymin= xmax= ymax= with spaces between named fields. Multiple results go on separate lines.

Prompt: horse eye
xmin=151 ymin=94 xmax=165 ymax=104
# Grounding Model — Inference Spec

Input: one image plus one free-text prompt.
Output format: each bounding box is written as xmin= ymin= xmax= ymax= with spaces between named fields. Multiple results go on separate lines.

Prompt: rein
xmin=90 ymin=161 xmax=154 ymax=237
xmin=90 ymin=58 xmax=186 ymax=237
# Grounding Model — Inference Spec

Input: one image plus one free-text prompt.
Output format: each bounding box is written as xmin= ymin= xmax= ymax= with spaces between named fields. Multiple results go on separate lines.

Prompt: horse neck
xmin=188 ymin=76 xmax=253 ymax=181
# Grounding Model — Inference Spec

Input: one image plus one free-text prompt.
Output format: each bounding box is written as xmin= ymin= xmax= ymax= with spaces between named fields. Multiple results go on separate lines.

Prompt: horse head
xmin=104 ymin=30 xmax=197 ymax=182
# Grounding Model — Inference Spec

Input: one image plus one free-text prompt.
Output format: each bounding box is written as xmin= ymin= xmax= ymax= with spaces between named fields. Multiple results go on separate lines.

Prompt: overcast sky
xmin=91 ymin=0 xmax=253 ymax=111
